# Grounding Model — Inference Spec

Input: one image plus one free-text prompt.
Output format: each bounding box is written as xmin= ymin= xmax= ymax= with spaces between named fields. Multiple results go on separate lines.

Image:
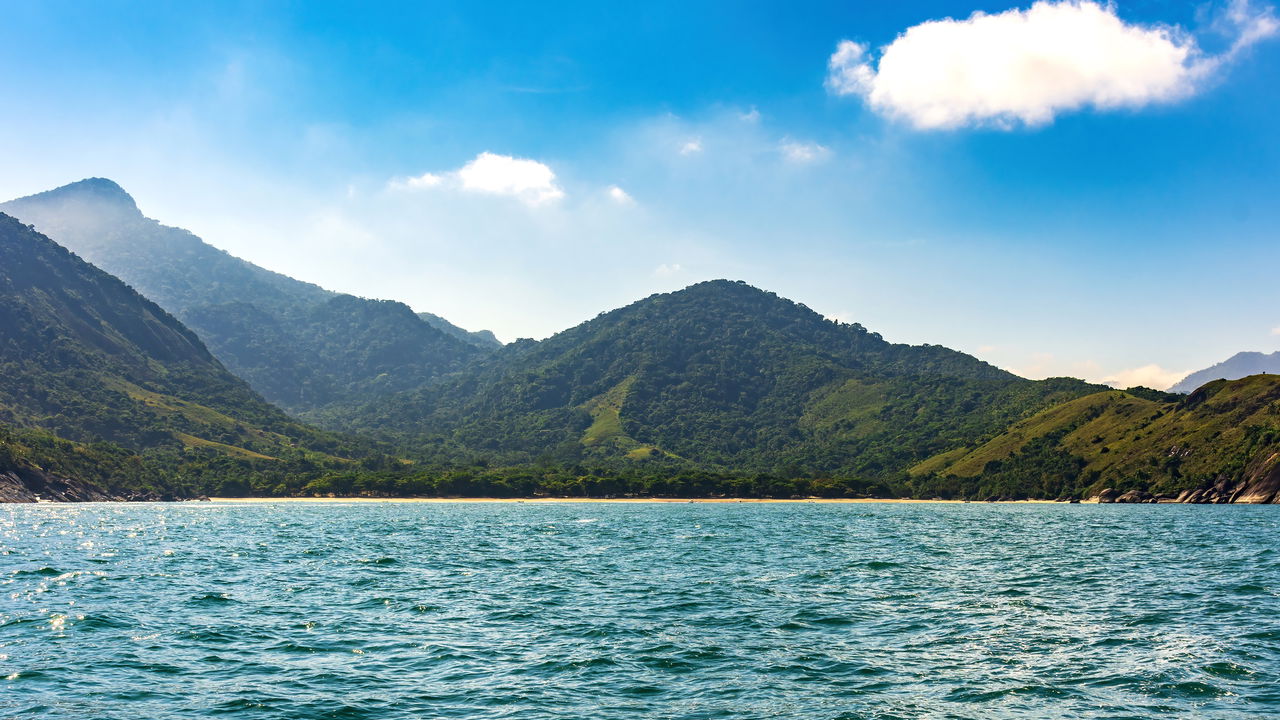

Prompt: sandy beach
xmin=208 ymin=496 xmax=1073 ymax=504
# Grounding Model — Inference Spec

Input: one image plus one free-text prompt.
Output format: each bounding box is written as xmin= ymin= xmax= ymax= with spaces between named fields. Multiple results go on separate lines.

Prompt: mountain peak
xmin=1169 ymin=350 xmax=1280 ymax=394
xmin=7 ymin=177 xmax=140 ymax=216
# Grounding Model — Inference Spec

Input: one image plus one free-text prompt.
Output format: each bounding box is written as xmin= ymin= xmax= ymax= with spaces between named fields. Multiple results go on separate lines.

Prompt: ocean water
xmin=2 ymin=502 xmax=1278 ymax=719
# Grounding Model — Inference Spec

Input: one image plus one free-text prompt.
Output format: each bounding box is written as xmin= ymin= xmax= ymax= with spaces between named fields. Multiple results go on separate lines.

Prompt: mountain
xmin=418 ymin=312 xmax=502 ymax=350
xmin=342 ymin=280 xmax=1102 ymax=477
xmin=911 ymin=375 xmax=1280 ymax=503
xmin=1170 ymin=351 xmax=1280 ymax=394
xmin=0 ymin=212 xmax=372 ymax=499
xmin=1 ymin=179 xmax=496 ymax=415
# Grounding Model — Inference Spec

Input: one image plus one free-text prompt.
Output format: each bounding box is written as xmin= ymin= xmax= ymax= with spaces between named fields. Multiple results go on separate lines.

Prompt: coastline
xmin=207 ymin=496 xmax=1073 ymax=504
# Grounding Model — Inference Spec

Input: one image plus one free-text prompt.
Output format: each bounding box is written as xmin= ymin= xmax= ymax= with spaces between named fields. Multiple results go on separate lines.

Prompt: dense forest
xmin=0 ymin=213 xmax=385 ymax=498
xmin=335 ymin=280 xmax=1101 ymax=477
xmin=2 ymin=179 xmax=491 ymax=415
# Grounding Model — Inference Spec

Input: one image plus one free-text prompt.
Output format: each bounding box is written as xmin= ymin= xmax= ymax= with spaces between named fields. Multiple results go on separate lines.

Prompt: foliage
xmin=1 ymin=179 xmax=489 ymax=415
xmin=0 ymin=213 xmax=387 ymax=497
xmin=336 ymin=280 xmax=1102 ymax=477
xmin=915 ymin=375 xmax=1280 ymax=498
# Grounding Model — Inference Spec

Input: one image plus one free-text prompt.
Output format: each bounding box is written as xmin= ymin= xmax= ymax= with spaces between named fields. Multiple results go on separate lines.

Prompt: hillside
xmin=1 ymin=179 xmax=495 ymax=414
xmin=419 ymin=311 xmax=502 ymax=349
xmin=911 ymin=375 xmax=1280 ymax=502
xmin=1170 ymin=351 xmax=1280 ymax=394
xmin=342 ymin=280 xmax=1101 ymax=476
xmin=0 ymin=213 xmax=373 ymax=498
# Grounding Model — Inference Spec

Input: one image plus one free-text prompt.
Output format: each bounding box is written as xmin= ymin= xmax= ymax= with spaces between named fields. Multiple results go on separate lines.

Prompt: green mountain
xmin=1 ymin=179 xmax=495 ymax=415
xmin=419 ymin=311 xmax=502 ymax=350
xmin=343 ymin=280 xmax=1101 ymax=477
xmin=0 ymin=212 xmax=371 ymax=499
xmin=911 ymin=375 xmax=1280 ymax=502
xmin=1169 ymin=351 xmax=1280 ymax=394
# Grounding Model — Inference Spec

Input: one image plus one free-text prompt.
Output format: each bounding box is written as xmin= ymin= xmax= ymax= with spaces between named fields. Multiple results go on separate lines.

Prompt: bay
xmin=2 ymin=501 xmax=1278 ymax=719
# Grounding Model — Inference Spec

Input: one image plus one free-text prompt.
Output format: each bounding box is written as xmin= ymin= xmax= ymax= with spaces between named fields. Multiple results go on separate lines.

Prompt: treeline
xmin=228 ymin=464 xmax=906 ymax=500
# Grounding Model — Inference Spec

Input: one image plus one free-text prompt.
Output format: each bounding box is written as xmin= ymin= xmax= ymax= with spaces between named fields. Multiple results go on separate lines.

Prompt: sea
xmin=2 ymin=501 xmax=1278 ymax=719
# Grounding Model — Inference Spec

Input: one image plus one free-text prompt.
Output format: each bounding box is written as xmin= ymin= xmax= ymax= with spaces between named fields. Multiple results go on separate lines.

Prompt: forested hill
xmin=342 ymin=280 xmax=1101 ymax=476
xmin=0 ymin=213 xmax=377 ymax=497
xmin=1 ymin=179 xmax=496 ymax=415
xmin=911 ymin=376 xmax=1280 ymax=503
xmin=2 ymin=178 xmax=330 ymax=312
xmin=419 ymin=311 xmax=503 ymax=350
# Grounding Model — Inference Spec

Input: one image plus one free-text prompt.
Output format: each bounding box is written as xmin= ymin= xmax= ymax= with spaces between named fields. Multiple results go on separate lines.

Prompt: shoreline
xmin=207 ymin=496 xmax=1073 ymax=504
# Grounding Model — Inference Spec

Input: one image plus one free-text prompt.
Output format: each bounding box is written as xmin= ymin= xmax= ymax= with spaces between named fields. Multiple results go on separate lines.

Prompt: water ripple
xmin=1 ymin=502 xmax=1278 ymax=718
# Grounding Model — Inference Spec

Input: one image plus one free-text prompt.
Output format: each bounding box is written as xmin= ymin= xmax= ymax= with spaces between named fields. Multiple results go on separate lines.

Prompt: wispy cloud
xmin=387 ymin=172 xmax=443 ymax=191
xmin=827 ymin=0 xmax=1279 ymax=129
xmin=607 ymin=185 xmax=635 ymax=204
xmin=779 ymin=138 xmax=831 ymax=164
xmin=388 ymin=152 xmax=564 ymax=205
xmin=679 ymin=138 xmax=703 ymax=155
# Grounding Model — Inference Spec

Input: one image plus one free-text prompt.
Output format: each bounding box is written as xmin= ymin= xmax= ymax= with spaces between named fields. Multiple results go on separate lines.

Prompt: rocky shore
xmin=1092 ymin=458 xmax=1280 ymax=504
xmin=0 ymin=465 xmax=190 ymax=503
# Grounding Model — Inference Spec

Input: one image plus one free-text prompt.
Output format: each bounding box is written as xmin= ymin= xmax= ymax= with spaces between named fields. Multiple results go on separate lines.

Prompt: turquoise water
xmin=2 ymin=502 xmax=1278 ymax=719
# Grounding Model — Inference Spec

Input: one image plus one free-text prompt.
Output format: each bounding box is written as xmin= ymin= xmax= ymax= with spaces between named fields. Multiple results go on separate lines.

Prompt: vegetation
xmin=337 ymin=280 xmax=1102 ymax=477
xmin=1 ymin=179 xmax=492 ymax=415
xmin=912 ymin=376 xmax=1280 ymax=499
xmin=3 ymin=182 xmax=1277 ymax=502
xmin=0 ymin=212 xmax=383 ymax=497
xmin=418 ymin=311 xmax=502 ymax=350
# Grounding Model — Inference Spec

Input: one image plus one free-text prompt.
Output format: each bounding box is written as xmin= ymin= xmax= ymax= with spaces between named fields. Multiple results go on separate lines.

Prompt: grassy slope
xmin=0 ymin=213 xmax=377 ymax=497
xmin=352 ymin=280 xmax=1101 ymax=476
xmin=912 ymin=375 xmax=1280 ymax=497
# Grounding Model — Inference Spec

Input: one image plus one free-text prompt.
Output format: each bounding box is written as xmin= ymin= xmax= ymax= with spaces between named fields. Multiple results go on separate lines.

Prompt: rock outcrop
xmin=0 ymin=465 xmax=120 ymax=503
xmin=1174 ymin=458 xmax=1280 ymax=504
xmin=1115 ymin=490 xmax=1156 ymax=503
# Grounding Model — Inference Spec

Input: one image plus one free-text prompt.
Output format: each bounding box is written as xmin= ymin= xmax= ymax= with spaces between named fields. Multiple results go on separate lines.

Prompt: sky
xmin=1 ymin=0 xmax=1278 ymax=389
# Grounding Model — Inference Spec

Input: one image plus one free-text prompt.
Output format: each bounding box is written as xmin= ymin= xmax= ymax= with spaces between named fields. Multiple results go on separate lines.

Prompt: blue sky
xmin=1 ymin=0 xmax=1278 ymax=388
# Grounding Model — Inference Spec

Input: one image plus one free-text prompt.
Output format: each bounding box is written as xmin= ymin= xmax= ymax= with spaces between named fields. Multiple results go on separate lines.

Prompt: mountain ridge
xmin=1170 ymin=351 xmax=1280 ymax=394
xmin=340 ymin=279 xmax=1103 ymax=476
xmin=0 ymin=212 xmax=378 ymax=498
xmin=1 ymin=179 xmax=498 ymax=415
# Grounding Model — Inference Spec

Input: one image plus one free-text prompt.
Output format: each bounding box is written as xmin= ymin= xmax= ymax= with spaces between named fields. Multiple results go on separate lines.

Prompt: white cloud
xmin=739 ymin=107 xmax=761 ymax=123
xmin=1101 ymin=364 xmax=1188 ymax=390
xmin=826 ymin=0 xmax=1279 ymax=129
xmin=387 ymin=152 xmax=563 ymax=205
xmin=779 ymin=138 xmax=831 ymax=163
xmin=679 ymin=138 xmax=703 ymax=155
xmin=457 ymin=152 xmax=564 ymax=204
xmin=387 ymin=172 xmax=444 ymax=191
xmin=606 ymin=185 xmax=634 ymax=204
xmin=654 ymin=263 xmax=683 ymax=277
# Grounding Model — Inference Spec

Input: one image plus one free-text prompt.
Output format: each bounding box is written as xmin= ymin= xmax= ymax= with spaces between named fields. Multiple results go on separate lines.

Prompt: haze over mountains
xmin=1 ymin=178 xmax=1278 ymax=502
xmin=0 ymin=211 xmax=373 ymax=500
xmin=2 ymin=179 xmax=497 ymax=416
xmin=1170 ymin=351 xmax=1280 ymax=394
